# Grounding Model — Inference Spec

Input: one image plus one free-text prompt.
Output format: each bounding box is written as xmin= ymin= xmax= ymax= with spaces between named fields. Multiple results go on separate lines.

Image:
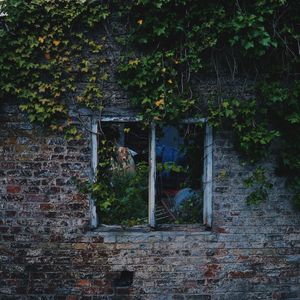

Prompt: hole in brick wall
xmin=114 ymin=270 xmax=134 ymax=287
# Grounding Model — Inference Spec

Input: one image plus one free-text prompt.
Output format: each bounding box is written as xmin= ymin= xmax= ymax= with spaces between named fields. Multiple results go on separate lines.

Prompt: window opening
xmin=90 ymin=117 xmax=213 ymax=228
xmin=96 ymin=121 xmax=149 ymax=226
xmin=155 ymin=124 xmax=204 ymax=224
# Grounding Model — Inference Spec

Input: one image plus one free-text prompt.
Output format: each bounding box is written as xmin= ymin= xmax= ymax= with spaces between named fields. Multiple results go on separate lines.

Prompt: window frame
xmin=90 ymin=116 xmax=213 ymax=229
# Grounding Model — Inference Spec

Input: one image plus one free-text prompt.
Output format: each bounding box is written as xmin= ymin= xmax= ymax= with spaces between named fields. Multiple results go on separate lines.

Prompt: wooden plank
xmin=148 ymin=123 xmax=156 ymax=228
xmin=203 ymin=124 xmax=213 ymax=227
xmin=90 ymin=118 xmax=98 ymax=228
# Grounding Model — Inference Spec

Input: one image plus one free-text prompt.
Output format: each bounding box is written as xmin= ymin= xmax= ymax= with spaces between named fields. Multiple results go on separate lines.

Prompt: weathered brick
xmin=77 ymin=279 xmax=91 ymax=287
xmin=1 ymin=86 xmax=300 ymax=300
xmin=5 ymin=211 xmax=17 ymax=217
xmin=6 ymin=185 xmax=21 ymax=194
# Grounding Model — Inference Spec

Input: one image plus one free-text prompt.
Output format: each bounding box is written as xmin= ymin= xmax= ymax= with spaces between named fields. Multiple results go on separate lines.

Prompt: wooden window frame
xmin=90 ymin=116 xmax=213 ymax=228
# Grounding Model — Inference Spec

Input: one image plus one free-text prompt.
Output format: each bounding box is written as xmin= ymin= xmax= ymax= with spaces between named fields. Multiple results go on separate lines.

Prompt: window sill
xmin=92 ymin=223 xmax=211 ymax=233
xmin=82 ymin=224 xmax=216 ymax=244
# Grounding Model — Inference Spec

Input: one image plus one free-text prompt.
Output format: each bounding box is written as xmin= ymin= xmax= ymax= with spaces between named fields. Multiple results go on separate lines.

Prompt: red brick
xmin=40 ymin=203 xmax=54 ymax=211
xmin=228 ymin=271 xmax=255 ymax=278
xmin=204 ymin=264 xmax=221 ymax=278
xmin=77 ymin=279 xmax=91 ymax=287
xmin=214 ymin=227 xmax=227 ymax=233
xmin=66 ymin=296 xmax=79 ymax=300
xmin=7 ymin=185 xmax=21 ymax=193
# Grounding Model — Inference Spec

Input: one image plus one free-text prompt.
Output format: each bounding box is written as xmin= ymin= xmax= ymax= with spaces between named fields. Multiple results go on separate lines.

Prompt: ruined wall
xmin=1 ymin=98 xmax=300 ymax=300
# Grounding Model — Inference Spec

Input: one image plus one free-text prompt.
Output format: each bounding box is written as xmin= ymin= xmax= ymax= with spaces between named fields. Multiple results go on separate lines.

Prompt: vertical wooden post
xmin=90 ymin=117 xmax=98 ymax=228
xmin=148 ymin=122 xmax=156 ymax=228
xmin=203 ymin=124 xmax=213 ymax=227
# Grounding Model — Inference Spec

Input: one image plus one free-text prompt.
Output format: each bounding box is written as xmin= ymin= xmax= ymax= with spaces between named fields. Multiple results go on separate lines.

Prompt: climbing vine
xmin=0 ymin=0 xmax=110 ymax=139
xmin=1 ymin=0 xmax=300 ymax=209
xmin=115 ymin=0 xmax=300 ymax=208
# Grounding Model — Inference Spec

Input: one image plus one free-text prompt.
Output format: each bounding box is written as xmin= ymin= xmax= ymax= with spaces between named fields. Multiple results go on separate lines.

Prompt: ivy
xmin=114 ymin=0 xmax=300 ymax=208
xmin=244 ymin=167 xmax=273 ymax=205
xmin=0 ymin=0 xmax=110 ymax=139
xmin=208 ymin=98 xmax=281 ymax=161
xmin=1 ymin=0 xmax=300 ymax=209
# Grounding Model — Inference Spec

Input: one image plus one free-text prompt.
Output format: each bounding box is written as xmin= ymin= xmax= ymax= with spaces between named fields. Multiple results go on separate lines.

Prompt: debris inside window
xmin=96 ymin=122 xmax=149 ymax=226
xmin=155 ymin=124 xmax=204 ymax=224
xmin=95 ymin=122 xmax=204 ymax=227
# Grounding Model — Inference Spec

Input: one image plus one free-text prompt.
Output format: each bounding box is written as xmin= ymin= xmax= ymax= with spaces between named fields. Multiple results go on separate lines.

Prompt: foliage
xmin=175 ymin=193 xmax=203 ymax=224
xmin=1 ymin=0 xmax=300 ymax=209
xmin=94 ymin=162 xmax=148 ymax=226
xmin=0 ymin=0 xmax=109 ymax=139
xmin=259 ymin=81 xmax=300 ymax=208
xmin=244 ymin=167 xmax=273 ymax=205
xmin=116 ymin=0 xmax=225 ymax=123
xmin=208 ymin=98 xmax=280 ymax=162
xmin=114 ymin=0 xmax=300 ymax=208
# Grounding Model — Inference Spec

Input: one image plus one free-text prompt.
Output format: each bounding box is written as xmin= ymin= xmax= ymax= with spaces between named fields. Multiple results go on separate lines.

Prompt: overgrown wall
xmin=1 ymin=100 xmax=300 ymax=300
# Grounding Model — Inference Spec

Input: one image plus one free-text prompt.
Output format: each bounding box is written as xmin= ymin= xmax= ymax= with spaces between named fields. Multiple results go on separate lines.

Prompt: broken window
xmin=155 ymin=124 xmax=204 ymax=224
xmin=90 ymin=117 xmax=213 ymax=228
xmin=96 ymin=121 xmax=149 ymax=226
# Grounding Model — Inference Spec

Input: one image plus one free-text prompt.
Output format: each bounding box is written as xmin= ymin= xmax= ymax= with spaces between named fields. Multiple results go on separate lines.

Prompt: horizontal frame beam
xmin=100 ymin=116 xmax=206 ymax=123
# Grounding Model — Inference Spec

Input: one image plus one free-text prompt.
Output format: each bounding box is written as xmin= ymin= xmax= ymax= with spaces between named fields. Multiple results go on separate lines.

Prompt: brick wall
xmin=1 ymin=101 xmax=300 ymax=300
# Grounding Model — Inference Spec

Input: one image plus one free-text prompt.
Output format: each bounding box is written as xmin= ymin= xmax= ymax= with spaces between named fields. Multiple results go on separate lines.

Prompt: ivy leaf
xmin=53 ymin=40 xmax=61 ymax=46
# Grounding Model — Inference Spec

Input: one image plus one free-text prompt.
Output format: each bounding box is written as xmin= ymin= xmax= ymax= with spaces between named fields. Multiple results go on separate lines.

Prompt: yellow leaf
xmin=38 ymin=36 xmax=45 ymax=44
xmin=53 ymin=40 xmax=61 ymax=46
xmin=76 ymin=96 xmax=84 ymax=102
xmin=50 ymin=124 xmax=58 ymax=130
xmin=161 ymin=67 xmax=166 ymax=73
xmin=100 ymin=73 xmax=109 ymax=80
xmin=38 ymin=86 xmax=46 ymax=92
xmin=137 ymin=19 xmax=143 ymax=25
xmin=55 ymin=106 xmax=64 ymax=112
xmin=167 ymin=79 xmax=173 ymax=84
xmin=128 ymin=58 xmax=140 ymax=66
xmin=40 ymin=98 xmax=49 ymax=104
xmin=222 ymin=101 xmax=229 ymax=108
xmin=124 ymin=128 xmax=130 ymax=133
xmin=155 ymin=99 xmax=165 ymax=107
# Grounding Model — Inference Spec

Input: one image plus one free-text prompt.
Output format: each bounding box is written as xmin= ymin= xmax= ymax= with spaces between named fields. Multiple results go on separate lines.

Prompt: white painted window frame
xmin=90 ymin=118 xmax=99 ymax=228
xmin=90 ymin=116 xmax=213 ymax=228
xmin=203 ymin=125 xmax=213 ymax=227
